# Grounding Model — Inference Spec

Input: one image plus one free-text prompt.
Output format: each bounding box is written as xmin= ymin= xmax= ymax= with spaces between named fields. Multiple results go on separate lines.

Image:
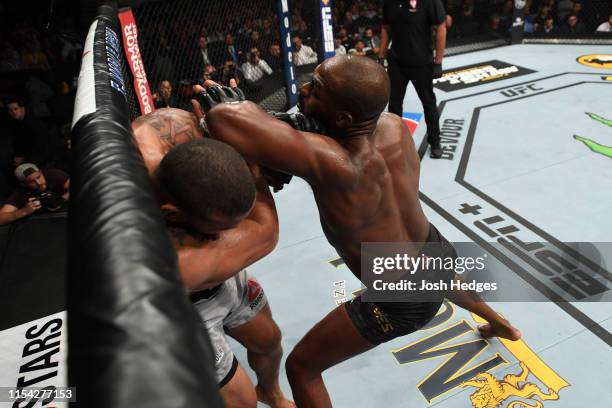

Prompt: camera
xmin=30 ymin=191 xmax=65 ymax=212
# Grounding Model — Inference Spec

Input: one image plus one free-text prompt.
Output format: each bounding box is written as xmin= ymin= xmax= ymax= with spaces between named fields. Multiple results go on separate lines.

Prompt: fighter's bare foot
xmin=478 ymin=318 xmax=522 ymax=341
xmin=255 ymin=384 xmax=296 ymax=408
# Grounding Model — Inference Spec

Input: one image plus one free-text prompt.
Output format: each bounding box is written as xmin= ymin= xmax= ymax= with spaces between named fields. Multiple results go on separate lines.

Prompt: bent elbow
xmin=263 ymin=223 xmax=279 ymax=256
xmin=257 ymin=220 xmax=279 ymax=260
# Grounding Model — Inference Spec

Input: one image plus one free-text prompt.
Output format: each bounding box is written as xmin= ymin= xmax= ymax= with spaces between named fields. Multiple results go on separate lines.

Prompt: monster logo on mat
xmin=392 ymin=302 xmax=569 ymax=406
xmin=461 ymin=363 xmax=559 ymax=408
xmin=574 ymin=113 xmax=612 ymax=159
xmin=576 ymin=54 xmax=612 ymax=69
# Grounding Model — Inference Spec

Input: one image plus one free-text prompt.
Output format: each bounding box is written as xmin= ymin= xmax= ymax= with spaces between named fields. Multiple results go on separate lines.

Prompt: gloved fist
xmin=433 ymin=63 xmax=443 ymax=79
xmin=198 ymin=85 xmax=245 ymax=112
xmin=271 ymin=112 xmax=326 ymax=134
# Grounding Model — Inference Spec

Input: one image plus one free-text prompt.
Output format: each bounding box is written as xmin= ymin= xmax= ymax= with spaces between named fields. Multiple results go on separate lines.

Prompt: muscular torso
xmin=313 ymin=113 xmax=430 ymax=278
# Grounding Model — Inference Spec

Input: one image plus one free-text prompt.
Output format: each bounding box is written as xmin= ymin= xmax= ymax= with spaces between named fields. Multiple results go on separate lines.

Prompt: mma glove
xmin=270 ymin=112 xmax=326 ymax=135
xmin=198 ymin=85 xmax=245 ymax=112
xmin=433 ymin=63 xmax=443 ymax=79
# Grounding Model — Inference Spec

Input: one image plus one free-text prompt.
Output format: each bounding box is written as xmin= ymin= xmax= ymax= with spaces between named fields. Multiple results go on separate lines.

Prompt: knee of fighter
xmin=285 ymin=347 xmax=310 ymax=377
xmin=251 ymin=324 xmax=282 ymax=355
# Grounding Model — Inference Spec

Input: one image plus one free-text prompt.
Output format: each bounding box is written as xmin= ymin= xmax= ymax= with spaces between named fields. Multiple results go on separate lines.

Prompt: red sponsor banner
xmin=118 ymin=8 xmax=154 ymax=114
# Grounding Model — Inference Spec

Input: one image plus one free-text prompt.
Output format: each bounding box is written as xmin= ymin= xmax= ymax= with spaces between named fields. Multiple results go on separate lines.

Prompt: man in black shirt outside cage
xmin=379 ymin=0 xmax=446 ymax=158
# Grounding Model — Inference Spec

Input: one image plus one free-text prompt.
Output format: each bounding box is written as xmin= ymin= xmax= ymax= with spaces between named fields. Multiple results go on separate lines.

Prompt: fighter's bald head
xmin=317 ymin=55 xmax=390 ymax=122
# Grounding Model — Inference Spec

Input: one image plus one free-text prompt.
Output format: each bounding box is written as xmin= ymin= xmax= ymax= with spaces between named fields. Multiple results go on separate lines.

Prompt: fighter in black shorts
xmin=192 ymin=55 xmax=521 ymax=407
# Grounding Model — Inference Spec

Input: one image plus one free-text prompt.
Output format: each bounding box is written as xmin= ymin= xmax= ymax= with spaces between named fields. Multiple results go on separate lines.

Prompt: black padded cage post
xmin=68 ymin=1 xmax=223 ymax=407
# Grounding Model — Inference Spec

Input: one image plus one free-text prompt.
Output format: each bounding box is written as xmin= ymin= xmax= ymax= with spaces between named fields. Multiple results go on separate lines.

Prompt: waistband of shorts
xmin=426 ymin=223 xmax=440 ymax=243
xmin=189 ymin=284 xmax=223 ymax=303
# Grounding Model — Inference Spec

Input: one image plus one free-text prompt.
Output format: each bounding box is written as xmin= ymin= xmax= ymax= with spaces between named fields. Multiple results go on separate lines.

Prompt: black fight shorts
xmin=345 ymin=224 xmax=457 ymax=345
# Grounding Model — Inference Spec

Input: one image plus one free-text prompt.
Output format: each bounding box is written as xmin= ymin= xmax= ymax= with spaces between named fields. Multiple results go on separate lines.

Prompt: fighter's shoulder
xmin=377 ymin=112 xmax=409 ymax=136
xmin=132 ymin=108 xmax=196 ymax=128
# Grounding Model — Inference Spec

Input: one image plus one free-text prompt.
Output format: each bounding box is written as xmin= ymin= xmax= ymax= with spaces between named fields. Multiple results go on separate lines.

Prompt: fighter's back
xmin=311 ymin=112 xmax=430 ymax=277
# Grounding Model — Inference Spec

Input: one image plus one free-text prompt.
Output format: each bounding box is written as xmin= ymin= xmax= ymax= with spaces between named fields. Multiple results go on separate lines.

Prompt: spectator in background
xmin=533 ymin=5 xmax=552 ymax=31
xmin=247 ymin=30 xmax=265 ymax=52
xmin=219 ymin=60 xmax=242 ymax=87
xmin=214 ymin=33 xmax=242 ymax=68
xmin=538 ymin=14 xmax=559 ymax=34
xmin=292 ymin=35 xmax=318 ymax=66
xmin=242 ymin=47 xmax=273 ymax=84
xmin=562 ymin=13 xmax=586 ymax=34
xmin=202 ymin=64 xmax=218 ymax=82
xmin=334 ymin=37 xmax=347 ymax=56
xmin=337 ymin=27 xmax=353 ymax=52
xmin=194 ymin=35 xmax=212 ymax=79
xmin=261 ymin=17 xmax=275 ymax=39
xmin=0 ymin=163 xmax=69 ymax=225
xmin=293 ymin=19 xmax=314 ymax=46
xmin=596 ymin=15 xmax=612 ymax=32
xmin=267 ymin=43 xmax=283 ymax=72
xmin=348 ymin=40 xmax=373 ymax=58
xmin=362 ymin=27 xmax=380 ymax=56
xmin=6 ymin=98 xmax=58 ymax=168
xmin=154 ymin=80 xmax=178 ymax=109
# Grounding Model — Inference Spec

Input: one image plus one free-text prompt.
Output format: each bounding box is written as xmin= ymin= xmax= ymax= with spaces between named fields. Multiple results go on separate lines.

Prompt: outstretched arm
xmin=172 ymin=167 xmax=278 ymax=290
xmin=0 ymin=200 xmax=40 ymax=225
xmin=203 ymin=100 xmax=354 ymax=186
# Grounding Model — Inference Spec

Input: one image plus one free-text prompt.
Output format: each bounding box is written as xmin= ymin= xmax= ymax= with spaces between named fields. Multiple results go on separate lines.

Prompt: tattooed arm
xmin=132 ymin=108 xmax=204 ymax=176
